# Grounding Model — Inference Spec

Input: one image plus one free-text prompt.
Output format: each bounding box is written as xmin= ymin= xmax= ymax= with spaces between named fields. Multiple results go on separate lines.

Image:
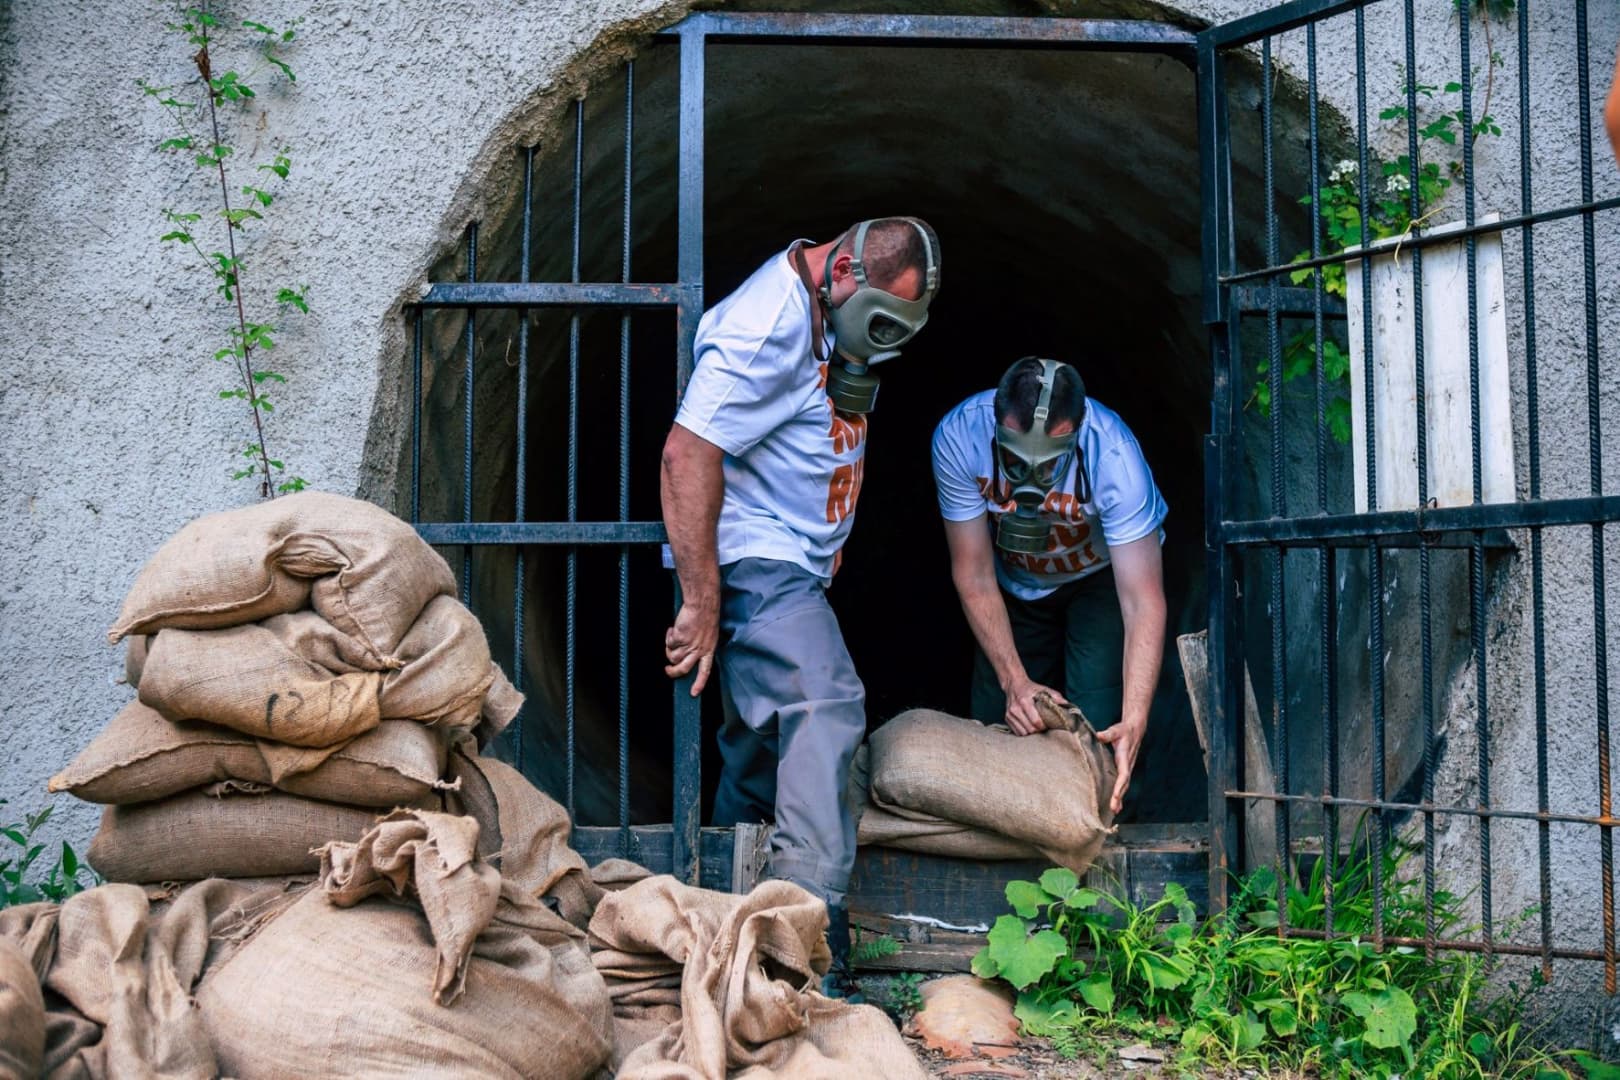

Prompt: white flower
xmin=1386 ymin=172 xmax=1411 ymax=193
xmin=1329 ymin=158 xmax=1358 ymax=183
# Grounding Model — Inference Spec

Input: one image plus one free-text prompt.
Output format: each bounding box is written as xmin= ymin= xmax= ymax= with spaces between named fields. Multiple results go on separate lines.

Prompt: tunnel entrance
xmin=398 ymin=7 xmax=1324 ymax=901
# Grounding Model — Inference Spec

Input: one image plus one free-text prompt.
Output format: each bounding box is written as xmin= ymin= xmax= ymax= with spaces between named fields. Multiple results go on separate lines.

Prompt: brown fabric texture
xmin=589 ymin=876 xmax=926 ymax=1080
xmin=0 ymin=935 xmax=44 ymax=1080
xmin=108 ymin=491 xmax=455 ymax=662
xmin=447 ymin=745 xmax=600 ymax=926
xmin=50 ymin=701 xmax=447 ymax=807
xmin=861 ymin=709 xmax=1117 ymax=876
xmin=850 ymin=743 xmax=1042 ymax=860
xmin=0 ymin=880 xmax=283 ymax=1080
xmin=135 ymin=597 xmax=505 ymax=750
xmin=87 ymin=789 xmax=405 ymax=882
xmin=197 ymin=810 xmax=612 ymax=1080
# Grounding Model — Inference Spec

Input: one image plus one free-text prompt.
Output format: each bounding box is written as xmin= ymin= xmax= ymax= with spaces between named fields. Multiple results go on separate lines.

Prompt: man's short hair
xmin=994 ymin=357 xmax=1086 ymax=434
xmin=837 ymin=217 xmax=936 ymax=291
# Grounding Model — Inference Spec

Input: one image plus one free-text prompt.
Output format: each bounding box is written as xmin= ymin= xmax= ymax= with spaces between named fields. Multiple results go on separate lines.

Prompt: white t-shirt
xmin=932 ymin=389 xmax=1168 ymax=601
xmin=674 ymin=245 xmax=866 ymax=584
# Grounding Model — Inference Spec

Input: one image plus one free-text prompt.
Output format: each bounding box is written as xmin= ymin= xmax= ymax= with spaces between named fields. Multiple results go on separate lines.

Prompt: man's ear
xmin=828 ymin=251 xmax=854 ymax=283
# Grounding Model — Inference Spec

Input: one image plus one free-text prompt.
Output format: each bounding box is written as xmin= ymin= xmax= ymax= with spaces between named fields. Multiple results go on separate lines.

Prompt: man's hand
xmin=664 ymin=601 xmax=718 ymax=695
xmin=1095 ymin=719 xmax=1145 ymax=815
xmin=1003 ymin=676 xmax=1066 ymax=736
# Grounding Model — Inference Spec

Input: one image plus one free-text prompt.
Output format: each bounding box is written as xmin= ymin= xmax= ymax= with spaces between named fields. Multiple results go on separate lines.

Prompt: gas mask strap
xmin=789 ymin=241 xmax=828 ymax=364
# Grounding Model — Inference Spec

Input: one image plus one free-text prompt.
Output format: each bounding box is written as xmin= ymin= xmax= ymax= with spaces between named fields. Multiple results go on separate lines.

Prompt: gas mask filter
xmin=995 ymin=359 xmax=1080 ymax=555
xmin=799 ymin=218 xmax=940 ymax=415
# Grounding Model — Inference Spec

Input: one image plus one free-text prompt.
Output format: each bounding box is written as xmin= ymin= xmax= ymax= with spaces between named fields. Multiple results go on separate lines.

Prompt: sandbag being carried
xmin=196 ymin=810 xmax=612 ymax=1079
xmin=86 ymin=788 xmax=414 ymax=882
xmin=590 ymin=876 xmax=927 ymax=1080
xmin=108 ymin=491 xmax=455 ymax=662
xmin=50 ymin=701 xmax=448 ymax=806
xmin=862 ymin=708 xmax=1116 ymax=876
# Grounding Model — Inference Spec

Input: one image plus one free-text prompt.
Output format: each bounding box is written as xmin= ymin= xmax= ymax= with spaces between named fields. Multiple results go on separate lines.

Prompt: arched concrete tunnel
xmin=406 ymin=17 xmax=1336 ymax=830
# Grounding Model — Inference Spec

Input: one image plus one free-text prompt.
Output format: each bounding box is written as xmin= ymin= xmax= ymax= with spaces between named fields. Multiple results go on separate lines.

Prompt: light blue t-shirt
xmin=931 ymin=389 xmax=1168 ymax=600
xmin=674 ymin=245 xmax=863 ymax=585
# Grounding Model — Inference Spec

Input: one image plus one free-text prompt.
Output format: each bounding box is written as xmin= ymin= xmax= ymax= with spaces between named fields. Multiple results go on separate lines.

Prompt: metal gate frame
xmin=1199 ymin=0 xmax=1619 ymax=988
xmin=408 ymin=11 xmax=1199 ymax=891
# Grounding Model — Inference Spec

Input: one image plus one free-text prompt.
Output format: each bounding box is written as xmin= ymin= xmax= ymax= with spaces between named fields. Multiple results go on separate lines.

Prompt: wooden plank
xmin=572 ymin=825 xmax=735 ymax=892
xmin=731 ymin=822 xmax=771 ymax=894
xmin=1177 ymin=630 xmax=1279 ymax=872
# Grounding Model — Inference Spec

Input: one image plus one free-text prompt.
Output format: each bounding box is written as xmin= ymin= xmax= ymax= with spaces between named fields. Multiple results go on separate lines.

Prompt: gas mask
xmin=994 ymin=359 xmax=1082 ymax=555
xmin=792 ymin=218 xmax=941 ymax=415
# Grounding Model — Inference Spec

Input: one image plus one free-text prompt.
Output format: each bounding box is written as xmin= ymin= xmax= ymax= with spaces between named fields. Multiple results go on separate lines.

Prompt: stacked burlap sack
xmin=4 ymin=743 xmax=923 ymax=1078
xmin=852 ymin=703 xmax=1119 ymax=876
xmin=48 ymin=491 xmax=521 ymax=884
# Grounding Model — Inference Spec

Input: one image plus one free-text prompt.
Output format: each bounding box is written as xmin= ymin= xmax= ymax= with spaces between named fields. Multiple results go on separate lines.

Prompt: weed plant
xmin=972 ymin=822 xmax=1602 ymax=1078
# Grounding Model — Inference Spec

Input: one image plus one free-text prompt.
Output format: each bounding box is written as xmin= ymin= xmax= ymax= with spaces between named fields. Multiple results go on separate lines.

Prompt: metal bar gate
xmin=1200 ymin=0 xmax=1617 ymax=988
xmin=406 ymin=12 xmax=1196 ymax=891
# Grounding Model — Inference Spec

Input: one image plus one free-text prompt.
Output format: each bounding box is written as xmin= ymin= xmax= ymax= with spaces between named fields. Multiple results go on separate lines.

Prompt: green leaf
xmin=1013 ymin=991 xmax=1079 ymax=1036
xmin=1235 ymin=1008 xmax=1268 ymax=1051
xmin=61 ymin=842 xmax=77 ymax=878
xmin=0 ymin=828 xmax=24 ymax=846
xmin=970 ymin=946 xmax=999 ymax=980
xmin=159 ymin=231 xmax=193 ymax=244
xmin=1077 ymin=971 xmax=1114 ymax=1013
xmin=1005 ymin=880 xmax=1048 ymax=919
xmin=1038 ymin=867 xmax=1079 ymax=900
xmin=985 ymin=915 xmax=1066 ymax=990
xmin=1267 ymin=1004 xmax=1297 ymax=1037
xmin=1341 ymin=986 xmax=1416 ymax=1051
xmin=1140 ymin=952 xmax=1191 ymax=991
xmin=1569 ymin=1053 xmax=1620 ymax=1080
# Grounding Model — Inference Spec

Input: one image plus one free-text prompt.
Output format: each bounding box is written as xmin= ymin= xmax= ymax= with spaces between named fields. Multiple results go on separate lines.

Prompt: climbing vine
xmin=1255 ymin=3 xmax=1510 ymax=444
xmin=139 ymin=4 xmax=307 ymax=496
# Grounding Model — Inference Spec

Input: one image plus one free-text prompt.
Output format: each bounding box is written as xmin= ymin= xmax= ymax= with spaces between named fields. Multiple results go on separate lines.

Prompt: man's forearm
xmin=1118 ymin=596 xmax=1165 ymax=730
xmin=660 ymin=434 xmax=724 ymax=612
xmin=956 ymin=575 xmax=1026 ymax=690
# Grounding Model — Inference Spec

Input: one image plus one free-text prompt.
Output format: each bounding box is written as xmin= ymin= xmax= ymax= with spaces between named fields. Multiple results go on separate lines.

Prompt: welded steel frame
xmin=408 ymin=12 xmax=1198 ymax=890
xmin=1198 ymin=0 xmax=1616 ymax=988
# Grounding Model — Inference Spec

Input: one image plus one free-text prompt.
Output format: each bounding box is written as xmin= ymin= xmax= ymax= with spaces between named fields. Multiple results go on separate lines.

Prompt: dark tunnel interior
xmin=404 ymin=27 xmax=1351 ymax=832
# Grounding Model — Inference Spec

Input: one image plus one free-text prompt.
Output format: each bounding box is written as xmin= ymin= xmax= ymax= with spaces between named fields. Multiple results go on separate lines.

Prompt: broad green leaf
xmin=1005 ymin=880 xmax=1048 ymax=918
xmin=1247 ymin=909 xmax=1279 ymax=929
xmin=61 ymin=842 xmax=77 ymax=877
xmin=1267 ymin=1004 xmax=1297 ymax=1037
xmin=1341 ymin=987 xmax=1416 ymax=1050
xmin=1038 ymin=867 xmax=1078 ymax=900
xmin=1013 ymin=991 xmax=1077 ymax=1036
xmin=970 ymin=946 xmax=999 ymax=980
xmin=1569 ymin=1052 xmax=1620 ymax=1080
xmin=1140 ymin=952 xmax=1191 ymax=991
xmin=985 ymin=916 xmax=1066 ymax=990
xmin=1077 ymin=971 xmax=1114 ymax=1013
xmin=1235 ymin=1008 xmax=1267 ymax=1051
xmin=1 ymin=828 xmax=25 ymax=845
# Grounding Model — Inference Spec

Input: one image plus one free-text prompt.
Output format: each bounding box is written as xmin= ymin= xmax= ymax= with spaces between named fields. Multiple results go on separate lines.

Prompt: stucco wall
xmin=1 ymin=0 xmax=1616 ymax=1036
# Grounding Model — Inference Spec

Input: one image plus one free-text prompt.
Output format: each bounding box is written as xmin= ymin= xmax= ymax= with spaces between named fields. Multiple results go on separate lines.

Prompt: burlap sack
xmin=865 ymin=709 xmax=1117 ymax=876
xmin=591 ymin=876 xmax=927 ymax=1080
xmin=849 ymin=743 xmax=1041 ymax=860
xmin=108 ymin=491 xmax=455 ymax=662
xmin=197 ymin=811 xmax=612 ymax=1079
xmin=51 ymin=701 xmax=448 ymax=806
xmin=447 ymin=744 xmax=600 ymax=926
xmin=0 ymin=881 xmax=276 ymax=1080
xmin=125 ymin=634 xmax=149 ymax=687
xmin=86 ymin=789 xmax=413 ymax=883
xmin=136 ymin=598 xmax=509 ymax=749
xmin=0 ymin=935 xmax=43 ymax=1080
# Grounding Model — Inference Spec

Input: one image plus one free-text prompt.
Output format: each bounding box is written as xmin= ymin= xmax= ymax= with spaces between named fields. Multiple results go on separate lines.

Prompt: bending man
xmin=662 ymin=218 xmax=942 ymax=998
xmin=931 ymin=357 xmax=1167 ymax=815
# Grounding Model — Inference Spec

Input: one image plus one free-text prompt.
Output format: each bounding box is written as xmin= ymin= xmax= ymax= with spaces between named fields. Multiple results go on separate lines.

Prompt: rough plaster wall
xmin=1 ymin=0 xmax=1616 ymax=1034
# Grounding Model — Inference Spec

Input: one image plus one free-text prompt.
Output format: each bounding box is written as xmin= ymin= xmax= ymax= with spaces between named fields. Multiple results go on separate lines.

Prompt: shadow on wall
xmin=398 ymin=14 xmax=1386 ymax=829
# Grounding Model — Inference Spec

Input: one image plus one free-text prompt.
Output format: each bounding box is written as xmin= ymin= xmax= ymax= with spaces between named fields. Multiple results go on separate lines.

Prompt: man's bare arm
xmin=1095 ymin=533 xmax=1167 ymax=814
xmin=660 ymin=424 xmax=725 ymax=694
xmin=943 ymin=516 xmax=1064 ymax=735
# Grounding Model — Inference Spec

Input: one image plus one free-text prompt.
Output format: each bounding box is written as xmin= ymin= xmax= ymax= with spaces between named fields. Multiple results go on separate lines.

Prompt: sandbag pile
xmin=589 ymin=875 xmax=928 ymax=1080
xmin=853 ymin=706 xmax=1118 ymax=876
xmin=49 ymin=491 xmax=522 ymax=884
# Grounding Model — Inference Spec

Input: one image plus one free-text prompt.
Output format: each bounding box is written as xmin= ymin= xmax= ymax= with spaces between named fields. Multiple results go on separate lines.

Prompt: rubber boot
xmin=820 ymin=902 xmax=865 ymax=1003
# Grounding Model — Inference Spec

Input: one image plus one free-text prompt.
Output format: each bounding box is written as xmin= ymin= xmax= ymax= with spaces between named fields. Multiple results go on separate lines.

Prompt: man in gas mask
xmin=661 ymin=217 xmax=941 ymax=999
xmin=931 ymin=357 xmax=1167 ymax=817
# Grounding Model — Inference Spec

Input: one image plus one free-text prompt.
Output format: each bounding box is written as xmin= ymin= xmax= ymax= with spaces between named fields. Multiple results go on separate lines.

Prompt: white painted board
xmin=1344 ymin=213 xmax=1515 ymax=512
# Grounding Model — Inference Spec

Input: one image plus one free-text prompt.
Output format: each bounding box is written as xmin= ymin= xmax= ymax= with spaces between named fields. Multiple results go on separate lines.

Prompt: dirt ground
xmin=907 ymin=1038 xmax=1289 ymax=1080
